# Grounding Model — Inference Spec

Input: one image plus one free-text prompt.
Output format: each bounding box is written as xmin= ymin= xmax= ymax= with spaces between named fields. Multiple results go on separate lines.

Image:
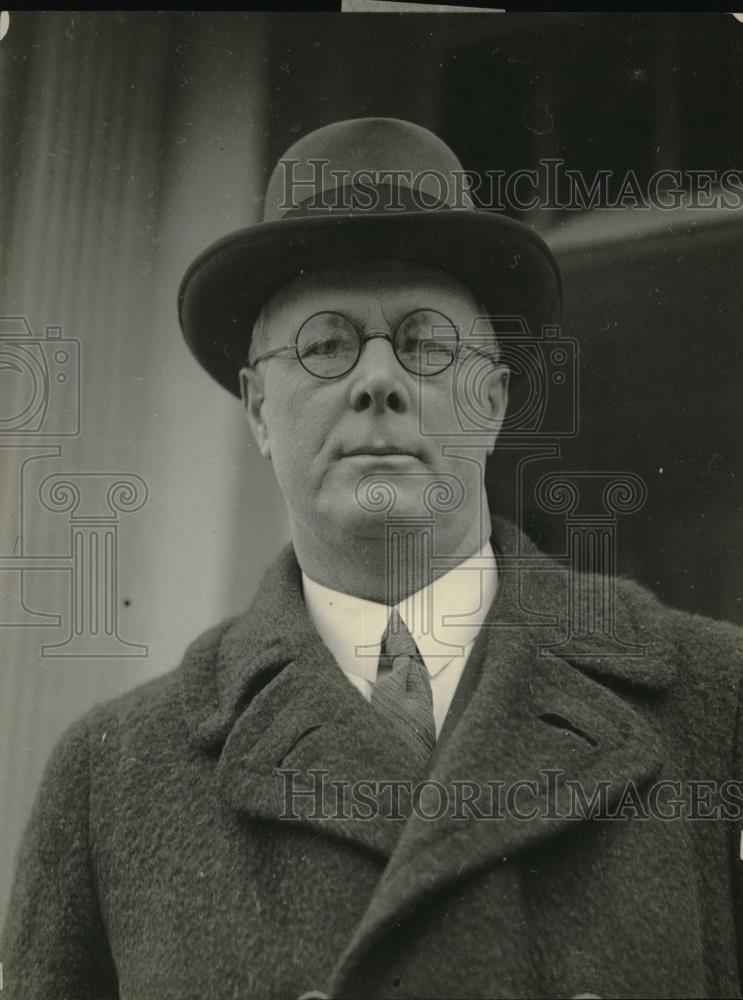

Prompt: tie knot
xmin=381 ymin=608 xmax=420 ymax=663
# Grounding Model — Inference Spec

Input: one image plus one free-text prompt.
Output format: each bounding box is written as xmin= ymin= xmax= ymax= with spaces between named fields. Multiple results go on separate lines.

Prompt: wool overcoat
xmin=3 ymin=516 xmax=743 ymax=1000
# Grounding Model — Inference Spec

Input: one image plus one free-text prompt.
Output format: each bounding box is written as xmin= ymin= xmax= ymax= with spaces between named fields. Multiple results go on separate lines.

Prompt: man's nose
xmin=347 ymin=335 xmax=411 ymax=414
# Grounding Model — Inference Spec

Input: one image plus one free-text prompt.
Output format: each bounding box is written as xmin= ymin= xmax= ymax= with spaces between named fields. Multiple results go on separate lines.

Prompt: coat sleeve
xmin=0 ymin=716 xmax=118 ymax=1000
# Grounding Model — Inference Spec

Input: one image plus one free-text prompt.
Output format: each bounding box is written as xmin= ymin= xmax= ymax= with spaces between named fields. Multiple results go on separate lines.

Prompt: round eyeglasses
xmin=247 ymin=309 xmax=486 ymax=380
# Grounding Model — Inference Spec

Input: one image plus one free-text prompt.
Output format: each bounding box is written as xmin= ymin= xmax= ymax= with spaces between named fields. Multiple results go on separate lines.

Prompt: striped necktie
xmin=370 ymin=608 xmax=436 ymax=766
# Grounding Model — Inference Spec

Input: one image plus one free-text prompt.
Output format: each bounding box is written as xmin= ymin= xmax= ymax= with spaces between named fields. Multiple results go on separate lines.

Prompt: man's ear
xmin=484 ymin=364 xmax=509 ymax=455
xmin=239 ymin=366 xmax=271 ymax=459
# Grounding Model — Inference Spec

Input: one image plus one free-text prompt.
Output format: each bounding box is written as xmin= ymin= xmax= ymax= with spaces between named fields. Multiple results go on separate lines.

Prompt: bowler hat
xmin=178 ymin=117 xmax=562 ymax=396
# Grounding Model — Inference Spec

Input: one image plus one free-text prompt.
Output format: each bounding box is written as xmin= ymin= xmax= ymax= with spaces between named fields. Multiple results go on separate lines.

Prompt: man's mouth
xmin=342 ymin=444 xmax=419 ymax=458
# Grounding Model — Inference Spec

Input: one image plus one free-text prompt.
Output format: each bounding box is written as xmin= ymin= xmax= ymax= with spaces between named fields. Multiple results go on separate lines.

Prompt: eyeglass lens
xmin=295 ymin=310 xmax=459 ymax=378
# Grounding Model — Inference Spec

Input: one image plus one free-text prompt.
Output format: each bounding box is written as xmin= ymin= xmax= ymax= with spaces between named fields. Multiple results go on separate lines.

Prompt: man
xmin=2 ymin=117 xmax=743 ymax=1000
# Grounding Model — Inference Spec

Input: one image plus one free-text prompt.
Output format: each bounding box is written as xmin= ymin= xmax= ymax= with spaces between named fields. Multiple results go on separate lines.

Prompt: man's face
xmin=239 ymin=258 xmax=508 ymax=546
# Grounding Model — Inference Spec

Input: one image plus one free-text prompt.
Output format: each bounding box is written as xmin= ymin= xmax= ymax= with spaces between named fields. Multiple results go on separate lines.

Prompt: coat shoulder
xmin=609 ymin=572 xmax=743 ymax=767
xmin=54 ymin=614 xmax=238 ymax=767
xmin=615 ymin=572 xmax=743 ymax=686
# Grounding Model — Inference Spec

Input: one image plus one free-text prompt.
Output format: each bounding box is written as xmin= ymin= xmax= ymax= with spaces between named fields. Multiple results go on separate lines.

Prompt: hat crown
xmin=263 ymin=117 xmax=474 ymax=222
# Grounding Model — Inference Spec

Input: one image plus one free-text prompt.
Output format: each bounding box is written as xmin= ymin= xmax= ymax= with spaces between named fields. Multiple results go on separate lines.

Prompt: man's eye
xmin=302 ymin=337 xmax=340 ymax=358
xmin=397 ymin=333 xmax=424 ymax=355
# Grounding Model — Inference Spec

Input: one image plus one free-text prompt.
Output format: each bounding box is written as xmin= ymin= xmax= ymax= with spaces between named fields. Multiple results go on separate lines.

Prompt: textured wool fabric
xmin=3 ymin=515 xmax=743 ymax=999
xmin=371 ymin=609 xmax=436 ymax=765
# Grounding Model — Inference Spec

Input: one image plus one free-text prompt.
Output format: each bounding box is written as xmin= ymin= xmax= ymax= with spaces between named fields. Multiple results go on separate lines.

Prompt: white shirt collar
xmin=302 ymin=541 xmax=498 ymax=683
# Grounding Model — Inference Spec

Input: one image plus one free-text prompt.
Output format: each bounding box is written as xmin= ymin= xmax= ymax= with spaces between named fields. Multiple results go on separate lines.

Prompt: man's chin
xmin=319 ymin=490 xmax=428 ymax=540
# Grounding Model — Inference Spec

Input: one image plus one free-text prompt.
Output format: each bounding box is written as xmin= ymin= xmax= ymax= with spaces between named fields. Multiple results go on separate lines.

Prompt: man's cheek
xmin=275 ymin=413 xmax=328 ymax=481
xmin=417 ymin=384 xmax=459 ymax=438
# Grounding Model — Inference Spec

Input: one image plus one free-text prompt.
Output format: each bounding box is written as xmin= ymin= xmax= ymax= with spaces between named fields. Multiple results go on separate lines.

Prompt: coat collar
xmin=179 ymin=515 xmax=677 ymax=978
xmin=181 ymin=515 xmax=677 ymax=754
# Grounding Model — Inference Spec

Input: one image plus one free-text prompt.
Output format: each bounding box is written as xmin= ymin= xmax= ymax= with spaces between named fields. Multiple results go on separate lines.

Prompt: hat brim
xmin=177 ymin=210 xmax=563 ymax=397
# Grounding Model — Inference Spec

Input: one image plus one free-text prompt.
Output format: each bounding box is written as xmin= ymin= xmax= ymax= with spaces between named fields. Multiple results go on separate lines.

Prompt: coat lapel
xmin=182 ymin=546 xmax=425 ymax=860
